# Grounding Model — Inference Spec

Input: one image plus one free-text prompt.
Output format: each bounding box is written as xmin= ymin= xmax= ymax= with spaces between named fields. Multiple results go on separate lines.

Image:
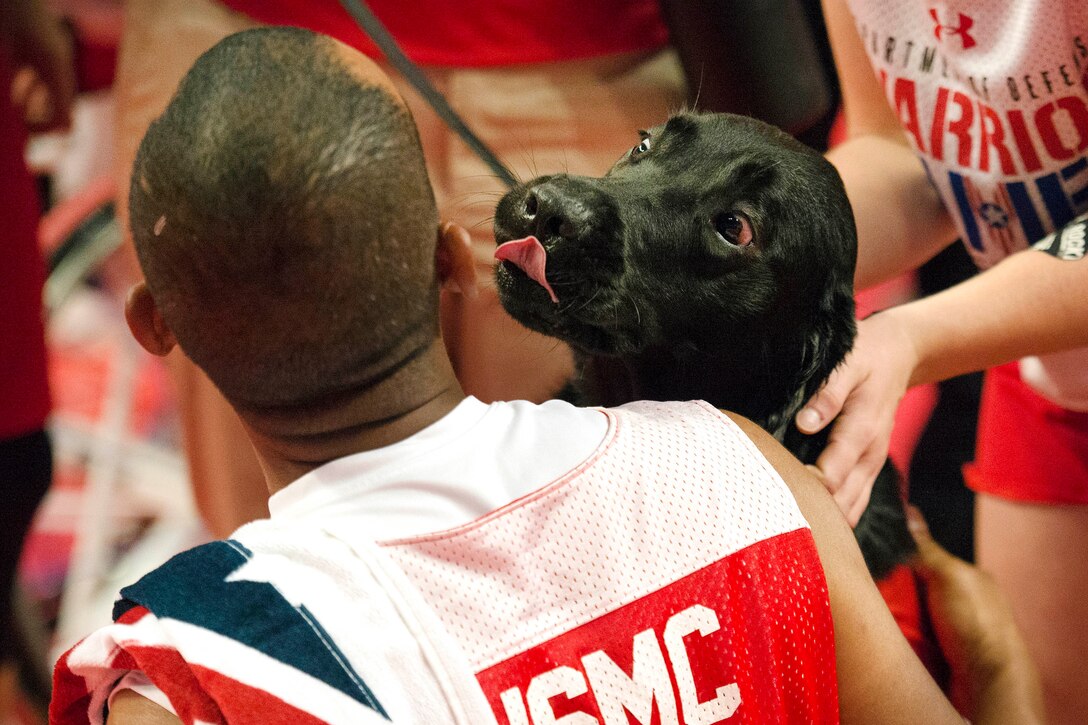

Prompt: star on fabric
xmin=979 ymin=202 xmax=1009 ymax=228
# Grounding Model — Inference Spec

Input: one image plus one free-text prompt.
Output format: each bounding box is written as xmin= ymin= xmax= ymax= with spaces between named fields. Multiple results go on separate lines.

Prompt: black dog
xmin=493 ymin=111 xmax=913 ymax=579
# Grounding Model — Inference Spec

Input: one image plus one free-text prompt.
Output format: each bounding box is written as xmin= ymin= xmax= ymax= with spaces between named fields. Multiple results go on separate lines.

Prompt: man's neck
xmin=239 ymin=340 xmax=467 ymax=495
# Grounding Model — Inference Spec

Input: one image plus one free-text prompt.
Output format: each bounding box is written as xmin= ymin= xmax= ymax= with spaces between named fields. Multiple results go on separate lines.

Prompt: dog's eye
xmin=630 ymin=137 xmax=652 ymax=159
xmin=712 ymin=212 xmax=753 ymax=247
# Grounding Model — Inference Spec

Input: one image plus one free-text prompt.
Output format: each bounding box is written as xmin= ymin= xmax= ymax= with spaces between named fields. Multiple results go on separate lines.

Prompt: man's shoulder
xmin=111 ymin=534 xmax=392 ymax=719
xmin=604 ymin=398 xmax=726 ymax=421
xmin=113 ymin=538 xmax=255 ymax=622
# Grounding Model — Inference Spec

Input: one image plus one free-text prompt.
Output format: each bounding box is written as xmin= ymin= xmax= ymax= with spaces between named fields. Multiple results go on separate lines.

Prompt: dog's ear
xmin=798 ymin=158 xmax=859 ymax=395
xmin=436 ymin=221 xmax=478 ymax=298
xmin=798 ymin=279 xmax=857 ymax=403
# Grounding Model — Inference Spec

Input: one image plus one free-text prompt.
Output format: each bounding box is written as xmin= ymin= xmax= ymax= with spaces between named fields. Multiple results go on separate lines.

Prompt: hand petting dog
xmin=796 ymin=310 xmax=918 ymax=525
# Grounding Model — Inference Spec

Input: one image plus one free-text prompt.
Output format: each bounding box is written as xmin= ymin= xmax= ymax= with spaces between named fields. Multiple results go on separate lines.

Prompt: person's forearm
xmin=966 ymin=605 xmax=1048 ymax=722
xmin=827 ymin=135 xmax=959 ymax=290
xmin=890 ymin=248 xmax=1088 ymax=387
xmin=963 ymin=631 xmax=1046 ymax=725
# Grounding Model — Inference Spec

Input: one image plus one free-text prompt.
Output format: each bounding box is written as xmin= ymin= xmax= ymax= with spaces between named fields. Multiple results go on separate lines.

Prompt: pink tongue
xmin=494 ymin=235 xmax=559 ymax=304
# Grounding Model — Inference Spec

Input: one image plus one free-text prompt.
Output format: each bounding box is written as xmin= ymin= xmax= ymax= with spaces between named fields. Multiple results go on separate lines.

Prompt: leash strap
xmin=336 ymin=0 xmax=519 ymax=189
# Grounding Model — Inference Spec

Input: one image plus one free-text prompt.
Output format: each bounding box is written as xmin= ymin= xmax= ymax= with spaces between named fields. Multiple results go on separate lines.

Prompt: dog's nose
xmin=523 ymin=183 xmax=582 ymax=241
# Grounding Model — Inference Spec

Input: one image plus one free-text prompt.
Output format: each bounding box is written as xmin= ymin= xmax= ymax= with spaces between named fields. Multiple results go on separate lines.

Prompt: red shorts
xmin=964 ymin=362 xmax=1088 ymax=504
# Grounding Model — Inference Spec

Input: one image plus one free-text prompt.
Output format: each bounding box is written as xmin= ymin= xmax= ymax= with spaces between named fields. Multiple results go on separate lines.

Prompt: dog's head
xmin=494 ymin=112 xmax=858 ymax=419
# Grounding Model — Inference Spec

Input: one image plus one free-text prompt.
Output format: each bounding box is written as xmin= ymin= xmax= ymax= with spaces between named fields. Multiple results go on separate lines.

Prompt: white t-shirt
xmin=268 ymin=396 xmax=608 ymax=539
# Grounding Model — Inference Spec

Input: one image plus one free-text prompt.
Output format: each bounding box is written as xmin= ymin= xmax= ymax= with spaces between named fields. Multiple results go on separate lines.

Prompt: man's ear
xmin=124 ymin=282 xmax=177 ymax=356
xmin=436 ymin=221 xmax=478 ymax=298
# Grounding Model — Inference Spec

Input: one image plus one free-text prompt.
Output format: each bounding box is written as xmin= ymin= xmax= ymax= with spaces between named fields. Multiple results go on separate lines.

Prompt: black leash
xmin=336 ymin=0 xmax=519 ymax=189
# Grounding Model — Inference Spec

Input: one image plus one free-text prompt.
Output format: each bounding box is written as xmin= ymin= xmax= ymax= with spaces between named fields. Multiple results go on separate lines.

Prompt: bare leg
xmin=976 ymin=493 xmax=1088 ymax=725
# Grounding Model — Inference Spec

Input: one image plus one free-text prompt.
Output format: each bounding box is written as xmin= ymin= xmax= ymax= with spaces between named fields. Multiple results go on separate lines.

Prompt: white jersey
xmin=847 ymin=0 xmax=1088 ymax=408
xmin=80 ymin=397 xmax=837 ymax=724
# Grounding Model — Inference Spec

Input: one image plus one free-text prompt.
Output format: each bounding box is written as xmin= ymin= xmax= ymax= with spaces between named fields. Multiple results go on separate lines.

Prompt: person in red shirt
xmin=0 ymin=0 xmax=73 ymax=714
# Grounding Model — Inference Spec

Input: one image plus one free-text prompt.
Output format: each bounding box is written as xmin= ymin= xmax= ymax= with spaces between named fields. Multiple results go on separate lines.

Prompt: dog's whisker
xmin=446 ymin=196 xmax=504 ymax=212
xmin=469 ymin=171 xmax=508 ymax=187
xmin=542 ymin=337 xmax=564 ymax=356
xmin=691 ymin=72 xmax=705 ymax=111
xmin=472 ymin=170 xmax=519 ymax=190
xmin=508 ymin=139 xmax=555 ymax=183
xmin=448 ymin=173 xmax=520 ymax=187
xmin=573 ymin=287 xmax=602 ymax=315
xmin=450 ymin=189 xmax=507 ymax=201
xmin=448 ymin=191 xmax=495 ymax=204
xmin=469 ymin=216 xmax=495 ymax=232
xmin=452 ymin=174 xmax=516 ymax=184
xmin=556 ymin=286 xmax=594 ymax=315
xmin=445 ymin=196 xmax=486 ymax=209
xmin=549 ymin=276 xmax=592 ymax=287
xmin=525 ymin=147 xmax=540 ymax=180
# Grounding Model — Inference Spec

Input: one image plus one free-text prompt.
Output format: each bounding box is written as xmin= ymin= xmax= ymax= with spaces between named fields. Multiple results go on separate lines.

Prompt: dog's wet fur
xmin=494 ymin=112 xmax=914 ymax=579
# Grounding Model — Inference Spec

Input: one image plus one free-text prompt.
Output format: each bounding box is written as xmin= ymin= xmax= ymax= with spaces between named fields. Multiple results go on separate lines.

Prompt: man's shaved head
xmin=129 ymin=27 xmax=440 ymax=410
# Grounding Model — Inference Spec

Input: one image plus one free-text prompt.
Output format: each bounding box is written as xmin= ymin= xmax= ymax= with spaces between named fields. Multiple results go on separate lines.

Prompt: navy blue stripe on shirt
xmin=115 ymin=540 xmax=388 ymax=719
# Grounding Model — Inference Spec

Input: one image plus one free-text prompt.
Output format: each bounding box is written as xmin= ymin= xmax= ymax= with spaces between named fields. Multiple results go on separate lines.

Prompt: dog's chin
xmin=495 ymin=264 xmax=637 ymax=357
xmin=494 ymin=264 xmax=551 ymax=323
